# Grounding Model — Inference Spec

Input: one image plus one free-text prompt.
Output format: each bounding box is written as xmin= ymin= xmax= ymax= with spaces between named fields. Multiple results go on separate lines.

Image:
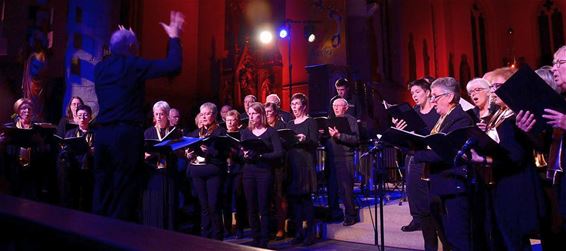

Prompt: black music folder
xmin=277 ymin=128 xmax=298 ymax=147
xmin=53 ymin=134 xmax=89 ymax=153
xmin=314 ymin=116 xmax=352 ymax=135
xmin=1 ymin=123 xmax=56 ymax=147
xmin=495 ymin=64 xmax=566 ymax=134
xmin=240 ymin=138 xmax=272 ymax=153
xmin=202 ymin=135 xmax=240 ymax=150
xmin=382 ymin=126 xmax=505 ymax=162
xmin=386 ymin=102 xmax=428 ymax=133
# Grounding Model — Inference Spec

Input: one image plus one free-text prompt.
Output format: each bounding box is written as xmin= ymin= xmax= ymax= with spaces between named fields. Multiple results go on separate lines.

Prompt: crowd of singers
xmin=2 ymin=10 xmax=566 ymax=251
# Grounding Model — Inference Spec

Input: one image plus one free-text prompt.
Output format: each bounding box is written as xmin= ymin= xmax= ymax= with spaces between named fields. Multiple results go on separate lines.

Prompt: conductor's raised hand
xmin=160 ymin=11 xmax=185 ymax=38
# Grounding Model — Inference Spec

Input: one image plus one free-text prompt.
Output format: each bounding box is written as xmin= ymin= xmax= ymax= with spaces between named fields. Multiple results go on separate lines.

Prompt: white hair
xmin=153 ymin=100 xmax=171 ymax=114
xmin=200 ymin=102 xmax=218 ymax=115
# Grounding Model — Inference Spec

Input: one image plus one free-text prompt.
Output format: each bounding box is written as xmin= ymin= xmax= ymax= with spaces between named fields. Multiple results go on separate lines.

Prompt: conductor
xmin=92 ymin=11 xmax=184 ymax=221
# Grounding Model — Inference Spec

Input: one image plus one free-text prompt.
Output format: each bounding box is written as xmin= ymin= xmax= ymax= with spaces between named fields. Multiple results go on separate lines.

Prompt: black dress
xmin=286 ymin=118 xmax=318 ymax=195
xmin=57 ymin=127 xmax=94 ymax=211
xmin=2 ymin=121 xmax=56 ymax=202
xmin=286 ymin=117 xmax=319 ymax=243
xmin=142 ymin=126 xmax=181 ymax=229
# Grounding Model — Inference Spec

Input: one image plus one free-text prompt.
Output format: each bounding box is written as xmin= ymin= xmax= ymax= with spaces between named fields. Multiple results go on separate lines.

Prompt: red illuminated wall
xmin=136 ymin=0 xmax=566 ymax=119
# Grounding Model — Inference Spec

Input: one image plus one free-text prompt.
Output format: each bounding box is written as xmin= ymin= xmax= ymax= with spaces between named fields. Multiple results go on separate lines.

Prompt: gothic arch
xmin=470 ymin=2 xmax=488 ymax=77
xmin=538 ymin=0 xmax=565 ymax=65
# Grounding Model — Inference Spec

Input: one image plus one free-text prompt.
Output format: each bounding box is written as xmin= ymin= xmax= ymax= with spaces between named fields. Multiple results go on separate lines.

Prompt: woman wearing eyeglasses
xmin=412 ymin=77 xmax=476 ymax=251
xmin=463 ymin=67 xmax=545 ymax=251
xmin=466 ymin=78 xmax=498 ymax=126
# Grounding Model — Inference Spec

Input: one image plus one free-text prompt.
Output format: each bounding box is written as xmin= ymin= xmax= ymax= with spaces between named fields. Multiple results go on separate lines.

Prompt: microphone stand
xmin=364 ymin=137 xmax=385 ymax=251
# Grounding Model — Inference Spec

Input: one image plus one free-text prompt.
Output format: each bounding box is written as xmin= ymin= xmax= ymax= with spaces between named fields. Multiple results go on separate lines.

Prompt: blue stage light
xmin=279 ymin=28 xmax=288 ymax=38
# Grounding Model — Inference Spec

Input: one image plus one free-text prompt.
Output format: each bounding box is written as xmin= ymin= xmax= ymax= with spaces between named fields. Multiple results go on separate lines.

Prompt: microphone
xmin=360 ymin=134 xmax=383 ymax=158
xmin=454 ymin=138 xmax=476 ymax=166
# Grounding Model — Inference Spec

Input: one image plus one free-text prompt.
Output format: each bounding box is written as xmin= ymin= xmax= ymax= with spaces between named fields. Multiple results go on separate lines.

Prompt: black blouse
xmin=240 ymin=126 xmax=283 ymax=169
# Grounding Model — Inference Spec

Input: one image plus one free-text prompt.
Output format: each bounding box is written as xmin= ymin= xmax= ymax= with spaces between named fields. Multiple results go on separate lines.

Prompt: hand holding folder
xmin=494 ymin=65 xmax=566 ymax=134
xmin=386 ymin=103 xmax=428 ymax=133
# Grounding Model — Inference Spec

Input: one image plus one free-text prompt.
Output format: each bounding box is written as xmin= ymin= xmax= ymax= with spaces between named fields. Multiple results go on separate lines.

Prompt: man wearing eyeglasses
xmin=516 ymin=45 xmax=566 ymax=250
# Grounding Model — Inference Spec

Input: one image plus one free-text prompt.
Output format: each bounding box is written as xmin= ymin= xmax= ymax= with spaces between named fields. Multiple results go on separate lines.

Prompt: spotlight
xmin=258 ymin=30 xmax=273 ymax=44
xmin=308 ymin=34 xmax=316 ymax=43
xmin=304 ymin=24 xmax=315 ymax=42
xmin=279 ymin=28 xmax=288 ymax=38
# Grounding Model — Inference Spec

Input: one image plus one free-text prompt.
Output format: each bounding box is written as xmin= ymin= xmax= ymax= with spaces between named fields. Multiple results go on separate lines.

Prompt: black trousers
xmin=288 ymin=194 xmax=314 ymax=239
xmin=327 ymin=156 xmax=356 ymax=220
xmin=405 ymin=156 xmax=444 ymax=251
xmin=428 ymin=194 xmax=471 ymax=251
xmin=190 ymin=164 xmax=224 ymax=240
xmin=93 ymin=124 xmax=144 ymax=221
xmin=222 ymin=171 xmax=247 ymax=232
xmin=243 ymin=166 xmax=272 ymax=242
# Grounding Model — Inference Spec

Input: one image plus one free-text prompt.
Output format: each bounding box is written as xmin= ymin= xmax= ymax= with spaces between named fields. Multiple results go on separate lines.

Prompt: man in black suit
xmin=325 ymin=98 xmax=360 ymax=226
xmin=413 ymin=77 xmax=475 ymax=250
xmin=92 ymin=11 xmax=184 ymax=221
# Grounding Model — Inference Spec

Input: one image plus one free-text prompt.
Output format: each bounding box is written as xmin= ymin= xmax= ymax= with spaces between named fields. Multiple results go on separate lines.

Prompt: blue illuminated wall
xmin=63 ymin=0 xmax=118 ymax=116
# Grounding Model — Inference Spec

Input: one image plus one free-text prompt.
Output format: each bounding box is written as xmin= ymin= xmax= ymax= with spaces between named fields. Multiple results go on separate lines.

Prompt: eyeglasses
xmin=429 ymin=93 xmax=450 ymax=102
xmin=467 ymin=87 xmax=487 ymax=95
xmin=553 ymin=59 xmax=566 ymax=68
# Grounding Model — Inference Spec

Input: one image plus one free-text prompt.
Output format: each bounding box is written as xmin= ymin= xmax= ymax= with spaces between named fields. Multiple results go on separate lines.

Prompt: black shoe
xmin=343 ymin=218 xmax=358 ymax=226
xmin=401 ymin=221 xmax=421 ymax=232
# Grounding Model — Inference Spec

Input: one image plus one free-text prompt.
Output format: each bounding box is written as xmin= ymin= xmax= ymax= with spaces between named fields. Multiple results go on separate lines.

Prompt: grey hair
xmin=109 ymin=29 xmax=138 ymax=56
xmin=536 ymin=66 xmax=559 ymax=92
xmin=244 ymin=95 xmax=257 ymax=102
xmin=153 ymin=100 xmax=171 ymax=114
xmin=332 ymin=98 xmax=349 ymax=106
xmin=266 ymin=94 xmax=281 ymax=106
xmin=466 ymin=78 xmax=490 ymax=92
xmin=200 ymin=102 xmax=218 ymax=116
xmin=554 ymin=45 xmax=566 ymax=59
xmin=431 ymin=77 xmax=460 ymax=104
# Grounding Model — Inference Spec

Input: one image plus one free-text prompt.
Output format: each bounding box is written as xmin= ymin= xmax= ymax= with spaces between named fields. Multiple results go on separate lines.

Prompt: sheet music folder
xmin=314 ymin=116 xmax=352 ymax=135
xmin=495 ymin=64 xmax=566 ymax=134
xmin=386 ymin=103 xmax=428 ymax=133
xmin=382 ymin=126 xmax=506 ymax=162
xmin=1 ymin=123 xmax=56 ymax=147
xmin=277 ymin=128 xmax=298 ymax=147
xmin=53 ymin=134 xmax=89 ymax=153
